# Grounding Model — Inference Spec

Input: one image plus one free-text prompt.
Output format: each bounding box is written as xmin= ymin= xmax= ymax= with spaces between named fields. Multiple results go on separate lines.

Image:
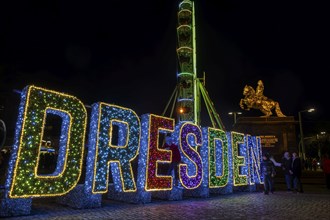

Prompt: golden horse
xmin=239 ymin=85 xmax=286 ymax=117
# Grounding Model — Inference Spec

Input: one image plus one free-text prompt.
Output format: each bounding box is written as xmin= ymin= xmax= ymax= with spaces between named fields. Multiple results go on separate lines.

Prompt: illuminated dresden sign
xmin=1 ymin=85 xmax=263 ymax=216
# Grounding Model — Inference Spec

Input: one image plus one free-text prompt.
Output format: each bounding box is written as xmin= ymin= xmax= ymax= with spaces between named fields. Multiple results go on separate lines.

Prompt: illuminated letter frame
xmin=6 ymin=85 xmax=87 ymax=198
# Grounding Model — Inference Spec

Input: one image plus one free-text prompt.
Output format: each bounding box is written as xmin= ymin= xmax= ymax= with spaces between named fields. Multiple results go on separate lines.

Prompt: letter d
xmin=6 ymin=85 xmax=87 ymax=198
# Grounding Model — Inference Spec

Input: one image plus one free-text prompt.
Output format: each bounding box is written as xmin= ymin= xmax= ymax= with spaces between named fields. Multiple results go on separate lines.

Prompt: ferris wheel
xmin=162 ymin=0 xmax=225 ymax=130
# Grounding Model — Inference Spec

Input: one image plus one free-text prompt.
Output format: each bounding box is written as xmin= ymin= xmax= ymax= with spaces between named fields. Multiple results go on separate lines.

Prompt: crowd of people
xmin=261 ymin=150 xmax=330 ymax=195
xmin=261 ymin=151 xmax=304 ymax=194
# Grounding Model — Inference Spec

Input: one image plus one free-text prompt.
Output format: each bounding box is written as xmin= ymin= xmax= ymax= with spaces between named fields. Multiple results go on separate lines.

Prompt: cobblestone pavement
xmin=4 ymin=183 xmax=330 ymax=220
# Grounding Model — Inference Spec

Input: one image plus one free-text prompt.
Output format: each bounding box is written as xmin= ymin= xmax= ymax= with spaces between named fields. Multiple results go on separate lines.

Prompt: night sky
xmin=0 ymin=0 xmax=329 ymax=135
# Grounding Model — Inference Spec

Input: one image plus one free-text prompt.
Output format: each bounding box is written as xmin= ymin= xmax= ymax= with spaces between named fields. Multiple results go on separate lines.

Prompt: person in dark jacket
xmin=321 ymin=153 xmax=330 ymax=189
xmin=260 ymin=153 xmax=276 ymax=194
xmin=291 ymin=152 xmax=304 ymax=193
xmin=281 ymin=151 xmax=293 ymax=191
xmin=164 ymin=136 xmax=182 ymax=186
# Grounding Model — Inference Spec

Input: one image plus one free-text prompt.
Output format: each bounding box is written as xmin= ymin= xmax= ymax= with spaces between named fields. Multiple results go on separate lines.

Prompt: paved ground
xmin=3 ymin=171 xmax=330 ymax=220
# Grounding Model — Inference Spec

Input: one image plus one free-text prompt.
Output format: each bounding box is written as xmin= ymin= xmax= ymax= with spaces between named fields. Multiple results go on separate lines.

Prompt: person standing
xmin=291 ymin=152 xmax=304 ymax=193
xmin=260 ymin=153 xmax=276 ymax=194
xmin=163 ymin=136 xmax=181 ymax=187
xmin=281 ymin=151 xmax=293 ymax=191
xmin=321 ymin=153 xmax=330 ymax=190
xmin=312 ymin=158 xmax=318 ymax=171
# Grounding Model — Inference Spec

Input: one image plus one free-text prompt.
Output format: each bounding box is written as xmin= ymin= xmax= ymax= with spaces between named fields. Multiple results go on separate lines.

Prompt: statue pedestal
xmin=233 ymin=116 xmax=297 ymax=160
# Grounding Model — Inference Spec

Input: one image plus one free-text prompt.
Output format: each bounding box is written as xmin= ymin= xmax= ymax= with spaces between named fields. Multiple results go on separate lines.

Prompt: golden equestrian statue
xmin=239 ymin=80 xmax=286 ymax=117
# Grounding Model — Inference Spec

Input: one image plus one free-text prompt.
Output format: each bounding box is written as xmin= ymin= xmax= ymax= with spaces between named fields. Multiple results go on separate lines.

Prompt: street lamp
xmin=298 ymin=108 xmax=315 ymax=160
xmin=228 ymin=111 xmax=242 ymax=125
